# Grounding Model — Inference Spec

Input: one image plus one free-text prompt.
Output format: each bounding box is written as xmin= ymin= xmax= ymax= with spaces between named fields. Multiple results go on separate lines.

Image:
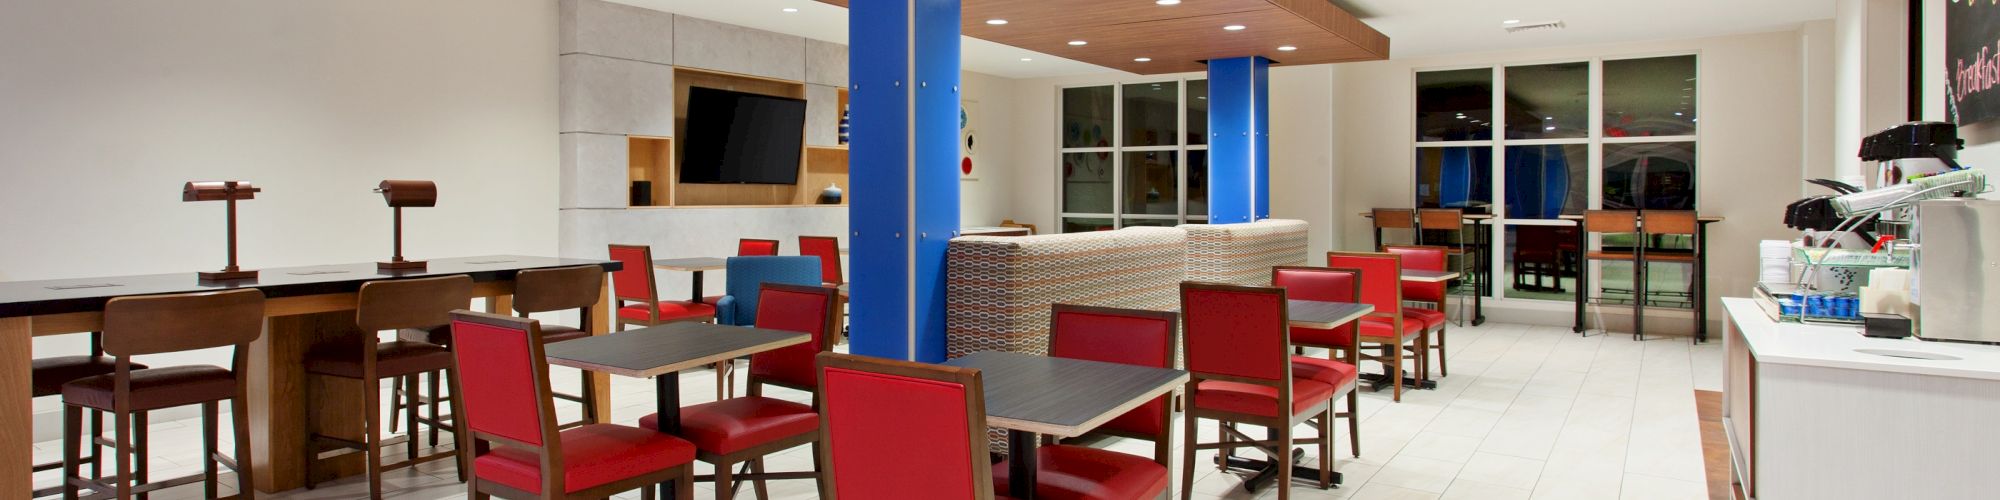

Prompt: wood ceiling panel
xmin=816 ymin=0 xmax=1387 ymax=75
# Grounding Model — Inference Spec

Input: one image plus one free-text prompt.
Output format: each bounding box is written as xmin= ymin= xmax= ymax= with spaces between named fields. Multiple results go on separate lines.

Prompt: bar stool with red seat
xmin=1028 ymin=304 xmax=1179 ymax=468
xmin=302 ymin=275 xmax=472 ymax=496
xmin=1383 ymin=245 xmax=1452 ymax=377
xmin=607 ymin=244 xmax=716 ymax=330
xmin=638 ymin=283 xmax=839 ymax=499
xmin=448 ymin=311 xmax=697 ymax=499
xmin=815 ymin=352 xmax=996 ymax=499
xmin=1179 ymin=282 xmax=1346 ymax=498
xmin=1269 ymin=266 xmax=1366 ymax=458
xmin=1325 ymin=252 xmax=1427 ymax=402
xmin=58 ymin=289 xmax=262 ymax=500
xmin=30 ymin=332 xmax=145 ymax=498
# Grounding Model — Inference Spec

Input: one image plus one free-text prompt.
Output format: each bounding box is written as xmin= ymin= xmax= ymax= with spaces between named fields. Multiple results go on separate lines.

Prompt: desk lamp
xmin=183 ymin=181 xmax=261 ymax=282
xmin=375 ymin=180 xmax=437 ymax=271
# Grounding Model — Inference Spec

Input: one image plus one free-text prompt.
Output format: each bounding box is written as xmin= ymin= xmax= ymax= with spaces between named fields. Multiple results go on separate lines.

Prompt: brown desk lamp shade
xmin=182 ymin=181 xmax=261 ymax=282
xmin=375 ymin=180 xmax=436 ymax=271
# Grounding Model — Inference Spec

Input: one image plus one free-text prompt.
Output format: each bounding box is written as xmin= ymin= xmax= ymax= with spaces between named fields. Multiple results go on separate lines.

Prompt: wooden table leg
xmin=586 ymin=282 xmax=612 ymax=417
xmin=3 ymin=316 xmax=30 ymax=500
xmin=250 ymin=311 xmax=368 ymax=492
xmin=482 ymin=295 xmax=514 ymax=316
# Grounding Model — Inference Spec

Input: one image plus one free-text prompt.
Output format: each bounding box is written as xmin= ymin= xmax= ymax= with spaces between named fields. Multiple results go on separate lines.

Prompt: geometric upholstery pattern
xmin=1181 ymin=219 xmax=1310 ymax=287
xmin=943 ymin=227 xmax=1187 ymax=359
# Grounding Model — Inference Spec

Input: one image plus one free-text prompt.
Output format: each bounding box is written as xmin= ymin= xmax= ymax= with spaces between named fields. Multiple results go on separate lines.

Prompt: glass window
xmin=1187 ymin=150 xmax=1208 ymax=217
xmin=1123 ymin=151 xmax=1178 ymax=215
xmin=1123 ymin=82 xmax=1179 ymax=147
xmin=1503 ymin=145 xmax=1588 ymax=219
xmin=1187 ymin=80 xmax=1209 ymax=145
xmin=1062 ymin=86 xmax=1114 ymax=149
xmin=1504 ymin=63 xmax=1589 ymax=139
xmin=1061 ymin=152 xmax=1114 ymax=214
xmin=1602 ymin=142 xmax=1697 ymax=210
xmin=1121 ymin=218 xmax=1179 ymax=228
xmin=1415 ymin=146 xmax=1493 ymax=213
xmin=1604 ymin=56 xmax=1697 ymax=137
xmin=1062 ymin=217 xmax=1115 ymax=233
xmin=1416 ymin=69 xmax=1493 ymax=142
xmin=1502 ymin=225 xmax=1580 ymax=300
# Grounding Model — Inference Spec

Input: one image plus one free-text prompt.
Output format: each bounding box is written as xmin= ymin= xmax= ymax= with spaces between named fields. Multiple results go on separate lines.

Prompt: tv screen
xmin=680 ymin=87 xmax=808 ymax=185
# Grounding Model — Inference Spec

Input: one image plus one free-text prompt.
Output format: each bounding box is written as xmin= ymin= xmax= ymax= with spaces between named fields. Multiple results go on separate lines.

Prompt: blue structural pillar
xmin=1206 ymin=56 xmax=1272 ymax=223
xmin=847 ymin=0 xmax=961 ymax=362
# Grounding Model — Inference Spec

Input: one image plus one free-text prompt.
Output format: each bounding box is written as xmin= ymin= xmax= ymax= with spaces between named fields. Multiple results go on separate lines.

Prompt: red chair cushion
xmin=1290 ymin=356 xmax=1360 ymax=394
xmin=476 ymin=423 xmax=695 ymax=494
xmin=61 ymin=365 xmax=234 ymax=412
xmin=1191 ymin=378 xmax=1335 ymax=418
xmin=1289 ymin=325 xmax=1355 ymax=349
xmin=32 ymin=356 xmax=144 ymax=398
xmin=617 ymin=301 xmax=717 ymax=322
xmin=1404 ymin=308 xmax=1447 ymax=330
xmin=639 ymin=397 xmax=819 ymax=455
xmin=1358 ymin=317 xmax=1424 ymax=343
xmin=304 ymin=341 xmax=452 ymax=379
xmin=990 ymin=445 xmax=1170 ymax=500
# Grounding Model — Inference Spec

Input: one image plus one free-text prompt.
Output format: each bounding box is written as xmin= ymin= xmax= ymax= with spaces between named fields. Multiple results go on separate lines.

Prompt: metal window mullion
xmin=1112 ymin=83 xmax=1125 ymax=228
xmin=1489 ymin=65 xmax=1508 ymax=299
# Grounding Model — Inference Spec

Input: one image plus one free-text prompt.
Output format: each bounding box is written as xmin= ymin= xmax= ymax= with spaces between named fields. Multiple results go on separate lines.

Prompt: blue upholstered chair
xmin=713 ymin=256 xmax=823 ymax=326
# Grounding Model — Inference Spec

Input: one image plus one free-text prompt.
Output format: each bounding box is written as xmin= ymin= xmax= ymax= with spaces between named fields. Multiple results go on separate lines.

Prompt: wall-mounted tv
xmin=679 ymin=86 xmax=807 ymax=185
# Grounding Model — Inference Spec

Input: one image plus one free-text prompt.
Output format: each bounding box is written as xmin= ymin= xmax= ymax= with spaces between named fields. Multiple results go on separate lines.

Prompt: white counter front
xmin=1723 ymin=298 xmax=2000 ymax=499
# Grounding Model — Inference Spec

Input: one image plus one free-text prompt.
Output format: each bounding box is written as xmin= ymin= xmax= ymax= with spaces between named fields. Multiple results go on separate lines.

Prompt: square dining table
xmin=543 ymin=321 xmax=808 ymax=500
xmin=652 ymin=257 xmax=728 ymax=303
xmin=942 ymin=351 xmax=1187 ymax=500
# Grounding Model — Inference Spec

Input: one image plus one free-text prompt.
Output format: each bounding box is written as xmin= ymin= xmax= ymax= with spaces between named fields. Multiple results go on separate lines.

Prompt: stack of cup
xmin=1759 ymin=240 xmax=1794 ymax=284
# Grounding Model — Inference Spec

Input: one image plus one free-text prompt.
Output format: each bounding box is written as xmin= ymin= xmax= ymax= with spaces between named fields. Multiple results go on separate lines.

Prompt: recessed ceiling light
xmin=986 ymin=19 xmax=1008 ymax=25
xmin=1545 ymin=126 xmax=1557 ymax=131
xmin=1068 ymin=40 xmax=1088 ymax=46
xmin=1277 ymin=46 xmax=1298 ymax=51
xmin=1674 ymin=112 xmax=1684 ymax=116
xmin=1020 ymin=58 xmax=1033 ymax=62
xmin=1156 ymin=0 xmax=1181 ymax=5
xmin=1134 ymin=57 xmax=1152 ymax=62
xmin=782 ymin=7 xmax=798 ymax=13
xmin=1503 ymin=19 xmax=1522 ymax=24
xmin=1224 ymin=25 xmax=1247 ymax=31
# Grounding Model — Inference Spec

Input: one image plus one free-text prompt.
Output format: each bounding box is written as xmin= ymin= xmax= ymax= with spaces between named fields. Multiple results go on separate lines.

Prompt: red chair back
xmin=1049 ymin=304 xmax=1176 ymax=438
xmin=1271 ymin=266 xmax=1361 ymax=344
xmin=1326 ymin=252 xmax=1404 ymax=320
xmin=798 ymin=236 xmax=844 ymax=284
xmin=448 ymin=311 xmax=555 ymax=448
xmin=818 ymin=352 xmax=991 ymax=500
xmin=1180 ymin=282 xmax=1290 ymax=383
xmin=748 ymin=284 xmax=840 ymax=391
xmin=606 ymin=244 xmax=658 ymax=303
xmin=1383 ymin=245 xmax=1448 ymax=304
xmin=739 ymin=239 xmax=781 ymax=257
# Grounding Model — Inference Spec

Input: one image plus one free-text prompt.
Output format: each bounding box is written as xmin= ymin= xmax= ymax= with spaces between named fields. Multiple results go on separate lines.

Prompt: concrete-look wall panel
xmin=559 ymin=53 xmax=675 ymax=136
xmin=806 ymin=38 xmax=849 ymax=87
xmin=560 ymin=0 xmax=674 ymax=65
xmin=560 ymin=132 xmax=631 ymax=209
xmin=805 ymin=84 xmax=841 ymax=147
xmin=673 ymin=16 xmax=806 ymax=82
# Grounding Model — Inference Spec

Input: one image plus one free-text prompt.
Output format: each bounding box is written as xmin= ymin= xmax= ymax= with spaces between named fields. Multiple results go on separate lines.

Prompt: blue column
xmin=847 ymin=0 xmax=961 ymax=362
xmin=1206 ymin=56 xmax=1272 ymax=223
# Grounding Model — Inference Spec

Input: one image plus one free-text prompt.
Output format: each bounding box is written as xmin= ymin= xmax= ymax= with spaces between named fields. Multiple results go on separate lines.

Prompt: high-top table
xmin=0 ymin=255 xmax=620 ymax=495
xmin=941 ymin=351 xmax=1186 ymax=500
xmin=1558 ymin=214 xmax=1725 ymax=341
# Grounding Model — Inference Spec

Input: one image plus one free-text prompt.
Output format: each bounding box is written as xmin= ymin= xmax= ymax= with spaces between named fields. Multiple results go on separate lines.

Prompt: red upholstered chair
xmin=1325 ymin=251 xmax=1428 ymax=402
xmin=1383 ymin=245 xmax=1452 ymax=377
xmin=639 ymin=283 xmax=838 ymax=499
xmin=797 ymin=236 xmax=844 ymax=286
xmin=608 ymin=244 xmax=716 ymax=330
xmin=1269 ymin=266 xmax=1366 ymax=458
xmin=738 ymin=238 xmax=781 ymax=257
xmin=816 ymin=352 xmax=995 ymax=500
xmin=450 ymin=311 xmax=696 ymax=499
xmin=986 ymin=305 xmax=1174 ymax=500
xmin=1179 ymin=282 xmax=1346 ymax=498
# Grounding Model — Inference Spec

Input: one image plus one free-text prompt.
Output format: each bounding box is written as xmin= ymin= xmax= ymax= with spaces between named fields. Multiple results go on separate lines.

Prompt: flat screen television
xmin=679 ymin=86 xmax=808 ymax=185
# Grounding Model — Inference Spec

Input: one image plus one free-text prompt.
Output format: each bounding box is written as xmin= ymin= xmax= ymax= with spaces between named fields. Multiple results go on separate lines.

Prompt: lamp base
xmin=198 ymin=269 xmax=259 ymax=282
xmin=378 ymin=259 xmax=427 ymax=271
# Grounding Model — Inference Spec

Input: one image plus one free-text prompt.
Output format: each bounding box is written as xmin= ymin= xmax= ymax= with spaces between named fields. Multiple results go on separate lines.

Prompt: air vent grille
xmin=1505 ymin=21 xmax=1565 ymax=33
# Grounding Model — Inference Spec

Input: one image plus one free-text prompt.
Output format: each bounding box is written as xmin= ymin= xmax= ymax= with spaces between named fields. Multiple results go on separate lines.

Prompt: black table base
xmin=1359 ymin=373 xmax=1437 ymax=391
xmin=656 ymin=373 xmax=684 ymax=500
xmin=1007 ymin=430 xmax=1038 ymax=499
xmin=1217 ymin=447 xmax=1341 ymax=491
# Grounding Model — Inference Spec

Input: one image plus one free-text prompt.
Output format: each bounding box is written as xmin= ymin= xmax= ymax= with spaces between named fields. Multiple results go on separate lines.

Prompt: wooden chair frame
xmin=514 ymin=265 xmax=606 ymax=429
xmin=449 ymin=311 xmax=695 ymax=500
xmin=814 ymin=352 xmax=993 ymax=500
xmin=1325 ymin=252 xmax=1428 ymax=402
xmin=1370 ymin=208 xmax=1417 ymax=249
xmin=1270 ymin=266 xmax=1366 ymax=458
xmin=1178 ymin=282 xmax=1338 ymax=500
xmin=609 ymin=244 xmax=716 ymax=330
xmin=695 ymin=283 xmax=841 ymax=500
xmin=1043 ymin=303 xmax=1180 ymax=467
xmin=1582 ymin=210 xmax=1645 ymax=339
xmin=1380 ymin=245 xmax=1454 ymax=378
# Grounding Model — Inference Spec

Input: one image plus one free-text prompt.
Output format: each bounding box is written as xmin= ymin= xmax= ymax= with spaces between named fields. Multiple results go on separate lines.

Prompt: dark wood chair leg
xmin=714 ymin=458 xmax=735 ymax=500
xmin=1347 ymin=391 xmax=1361 ymax=458
xmin=1317 ymin=412 xmax=1333 ymax=488
xmin=1276 ymin=419 xmax=1293 ymax=500
xmin=303 ymin=376 xmax=318 ymax=490
xmin=62 ymin=405 xmax=81 ymax=500
xmin=89 ymin=408 xmax=104 ymax=481
xmin=364 ymin=373 xmax=384 ymax=499
xmin=427 ymin=371 xmax=443 ymax=448
xmin=1436 ymin=325 xmax=1449 ymax=377
xmin=406 ymin=374 xmax=422 ymax=462
xmin=388 ymin=376 xmax=403 ymax=434
xmin=1178 ymin=405 xmax=1197 ymax=500
xmin=678 ymin=468 xmax=695 ymax=500
xmin=750 ymin=458 xmax=771 ymax=500
xmin=446 ymin=364 xmax=470 ymax=483
xmin=232 ymin=393 xmax=254 ymax=496
xmin=134 ymin=411 xmax=148 ymax=500
xmin=579 ymin=370 xmax=598 ymax=425
xmin=202 ymin=402 xmax=219 ymax=499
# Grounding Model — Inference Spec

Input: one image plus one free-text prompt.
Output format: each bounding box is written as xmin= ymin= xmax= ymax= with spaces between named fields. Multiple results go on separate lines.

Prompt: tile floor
xmin=30 ymin=321 xmax=1725 ymax=500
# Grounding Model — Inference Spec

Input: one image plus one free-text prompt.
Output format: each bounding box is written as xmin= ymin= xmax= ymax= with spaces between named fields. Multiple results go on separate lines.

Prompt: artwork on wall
xmin=1949 ymin=0 xmax=2000 ymax=126
xmin=961 ymin=100 xmax=979 ymax=181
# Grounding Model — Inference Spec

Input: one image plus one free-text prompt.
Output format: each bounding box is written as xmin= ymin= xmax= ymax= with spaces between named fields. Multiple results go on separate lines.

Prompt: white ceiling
xmin=609 ymin=0 xmax=1838 ymax=79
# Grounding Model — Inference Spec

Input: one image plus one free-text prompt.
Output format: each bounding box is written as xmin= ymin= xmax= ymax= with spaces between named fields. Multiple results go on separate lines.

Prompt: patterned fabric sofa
xmin=942 ymin=227 xmax=1188 ymax=360
xmin=1180 ymin=219 xmax=1311 ymax=287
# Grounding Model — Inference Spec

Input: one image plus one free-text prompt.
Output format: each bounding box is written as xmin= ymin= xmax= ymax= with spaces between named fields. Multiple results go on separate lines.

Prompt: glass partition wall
xmin=1413 ymin=55 xmax=1699 ymax=307
xmin=1059 ymin=78 xmax=1209 ymax=232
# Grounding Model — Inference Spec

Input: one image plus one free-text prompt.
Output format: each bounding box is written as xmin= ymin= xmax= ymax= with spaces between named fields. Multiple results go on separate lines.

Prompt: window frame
xmin=1056 ymin=77 xmax=1210 ymax=232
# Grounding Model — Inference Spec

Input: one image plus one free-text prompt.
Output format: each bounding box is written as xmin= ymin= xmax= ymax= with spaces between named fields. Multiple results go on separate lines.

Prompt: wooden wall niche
xmin=628 ymin=136 xmax=673 ymax=206
xmin=673 ymin=67 xmax=808 ymax=207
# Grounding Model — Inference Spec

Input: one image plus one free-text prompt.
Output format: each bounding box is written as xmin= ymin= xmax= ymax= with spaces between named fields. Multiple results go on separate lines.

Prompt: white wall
xmin=1922 ymin=0 xmax=2000 ymax=181
xmin=960 ymin=70 xmax=1022 ymax=227
xmin=0 ymin=0 xmax=559 ymax=437
xmin=1833 ymin=0 xmax=1913 ymax=182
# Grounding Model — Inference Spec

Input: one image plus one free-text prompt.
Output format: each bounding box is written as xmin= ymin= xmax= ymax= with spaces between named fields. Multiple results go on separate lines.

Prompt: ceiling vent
xmin=1505 ymin=21 xmax=1565 ymax=34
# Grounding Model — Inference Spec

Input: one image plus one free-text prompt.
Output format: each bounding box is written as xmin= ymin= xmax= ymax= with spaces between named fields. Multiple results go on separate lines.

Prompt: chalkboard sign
xmin=1950 ymin=0 xmax=2000 ymax=125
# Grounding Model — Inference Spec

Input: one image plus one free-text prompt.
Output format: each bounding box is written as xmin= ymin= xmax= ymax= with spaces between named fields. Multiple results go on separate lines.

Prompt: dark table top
xmin=942 ymin=351 xmax=1187 ymax=437
xmin=652 ymin=257 xmax=729 ymax=272
xmin=543 ymin=321 xmax=808 ymax=378
xmin=1286 ymin=300 xmax=1375 ymax=329
xmin=0 ymin=255 xmax=619 ymax=318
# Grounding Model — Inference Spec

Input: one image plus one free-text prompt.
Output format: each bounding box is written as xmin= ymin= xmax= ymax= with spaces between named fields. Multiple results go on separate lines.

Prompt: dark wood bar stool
xmin=58 ymin=289 xmax=263 ymax=500
xmin=1638 ymin=211 xmax=1702 ymax=342
xmin=1580 ymin=210 xmax=1643 ymax=339
xmin=512 ymin=265 xmax=605 ymax=428
xmin=302 ymin=275 xmax=471 ymax=497
xmin=31 ymin=333 xmax=146 ymax=498
xmin=1370 ymin=208 xmax=1417 ymax=250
